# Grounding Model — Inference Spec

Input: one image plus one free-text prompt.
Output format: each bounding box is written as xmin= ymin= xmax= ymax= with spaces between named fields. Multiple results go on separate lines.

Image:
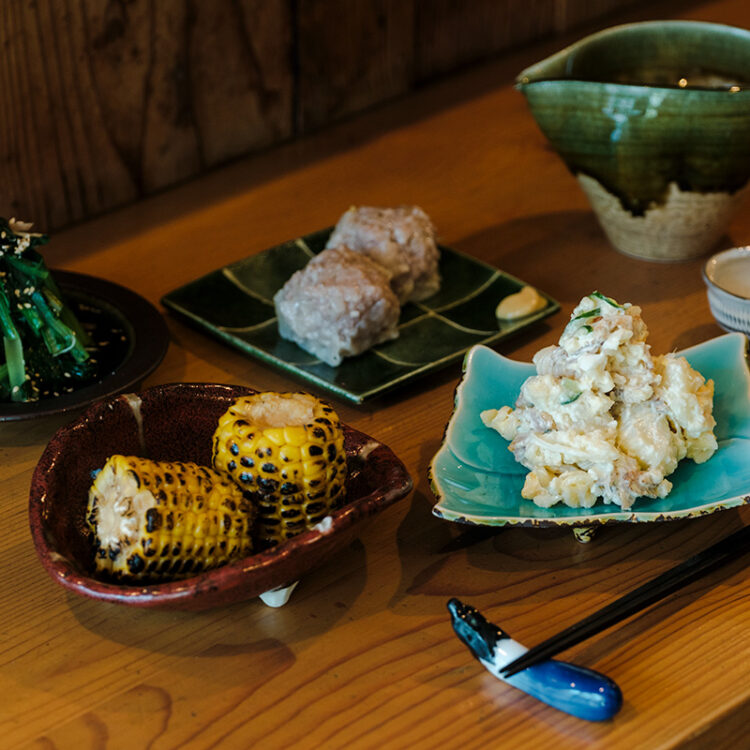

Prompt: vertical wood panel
xmin=0 ymin=0 xmax=292 ymax=231
xmin=0 ymin=0 xmax=140 ymax=229
xmin=415 ymin=0 xmax=557 ymax=82
xmin=138 ymin=0 xmax=202 ymax=192
xmin=0 ymin=0 xmax=655 ymax=232
xmin=187 ymin=0 xmax=293 ymax=169
xmin=295 ymin=0 xmax=415 ymax=133
xmin=557 ymin=0 xmax=651 ymax=32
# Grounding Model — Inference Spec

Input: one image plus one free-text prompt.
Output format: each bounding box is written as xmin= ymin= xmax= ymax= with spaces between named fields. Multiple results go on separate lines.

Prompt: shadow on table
xmin=458 ymin=209 xmax=734 ymax=310
xmin=62 ymin=535 xmax=368 ymax=656
xmin=386 ymin=434 xmax=747 ymax=697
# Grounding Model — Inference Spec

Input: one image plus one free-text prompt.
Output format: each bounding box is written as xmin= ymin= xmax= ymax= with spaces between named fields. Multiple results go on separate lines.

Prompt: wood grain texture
xmin=295 ymin=0 xmax=415 ymax=132
xmin=556 ymin=0 xmax=650 ymax=31
xmin=0 ymin=0 xmax=293 ymax=231
xmin=0 ymin=0 xmax=660 ymax=233
xmin=2 ymin=0 xmax=749 ymax=747
xmin=414 ymin=0 xmax=558 ymax=80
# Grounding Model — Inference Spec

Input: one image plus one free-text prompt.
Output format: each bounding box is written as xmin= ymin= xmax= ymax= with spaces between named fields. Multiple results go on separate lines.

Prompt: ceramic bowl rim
xmin=703 ymin=246 xmax=750 ymax=302
xmin=28 ymin=382 xmax=414 ymax=609
xmin=429 ymin=333 xmax=750 ymax=528
xmin=517 ymin=19 xmax=750 ymax=89
xmin=0 ymin=270 xmax=170 ymax=422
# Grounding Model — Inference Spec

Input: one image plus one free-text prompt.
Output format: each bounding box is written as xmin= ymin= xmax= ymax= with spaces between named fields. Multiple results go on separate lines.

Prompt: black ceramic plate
xmin=0 ymin=271 xmax=169 ymax=422
xmin=162 ymin=228 xmax=559 ymax=403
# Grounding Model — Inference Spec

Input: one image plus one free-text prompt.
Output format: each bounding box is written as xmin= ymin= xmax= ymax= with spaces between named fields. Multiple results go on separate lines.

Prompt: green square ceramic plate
xmin=429 ymin=333 xmax=750 ymax=534
xmin=162 ymin=229 xmax=559 ymax=403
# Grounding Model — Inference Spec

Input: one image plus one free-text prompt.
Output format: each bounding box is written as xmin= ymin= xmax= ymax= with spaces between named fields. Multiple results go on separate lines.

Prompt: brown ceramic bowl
xmin=29 ymin=383 xmax=413 ymax=610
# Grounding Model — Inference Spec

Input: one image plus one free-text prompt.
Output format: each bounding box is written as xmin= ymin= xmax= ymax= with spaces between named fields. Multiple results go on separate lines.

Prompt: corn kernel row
xmin=86 ymin=392 xmax=347 ymax=581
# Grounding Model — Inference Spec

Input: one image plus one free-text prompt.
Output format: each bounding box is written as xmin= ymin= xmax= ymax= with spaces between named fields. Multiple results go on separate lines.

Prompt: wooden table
xmin=3 ymin=1 xmax=749 ymax=747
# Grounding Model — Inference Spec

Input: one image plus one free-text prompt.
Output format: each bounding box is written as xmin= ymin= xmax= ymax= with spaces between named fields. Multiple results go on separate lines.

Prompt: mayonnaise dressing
xmin=481 ymin=292 xmax=717 ymax=509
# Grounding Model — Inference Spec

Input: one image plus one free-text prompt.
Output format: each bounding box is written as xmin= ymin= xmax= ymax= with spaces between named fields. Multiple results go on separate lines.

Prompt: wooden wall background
xmin=0 ymin=0 xmax=649 ymax=232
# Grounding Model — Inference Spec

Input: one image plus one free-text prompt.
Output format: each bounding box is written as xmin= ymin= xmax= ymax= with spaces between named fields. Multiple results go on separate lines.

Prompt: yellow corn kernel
xmin=86 ymin=455 xmax=254 ymax=581
xmin=213 ymin=391 xmax=347 ymax=547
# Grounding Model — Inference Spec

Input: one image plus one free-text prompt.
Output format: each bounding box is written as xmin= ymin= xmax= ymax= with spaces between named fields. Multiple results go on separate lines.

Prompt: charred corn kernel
xmin=86 ymin=455 xmax=254 ymax=581
xmin=213 ymin=391 xmax=347 ymax=547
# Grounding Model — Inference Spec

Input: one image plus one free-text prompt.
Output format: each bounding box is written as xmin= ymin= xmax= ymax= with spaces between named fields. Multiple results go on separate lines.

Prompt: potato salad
xmin=481 ymin=292 xmax=717 ymax=509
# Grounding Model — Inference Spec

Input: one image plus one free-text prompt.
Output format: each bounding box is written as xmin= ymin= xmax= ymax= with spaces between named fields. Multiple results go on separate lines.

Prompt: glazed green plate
xmin=430 ymin=332 xmax=750 ymax=528
xmin=162 ymin=229 xmax=559 ymax=403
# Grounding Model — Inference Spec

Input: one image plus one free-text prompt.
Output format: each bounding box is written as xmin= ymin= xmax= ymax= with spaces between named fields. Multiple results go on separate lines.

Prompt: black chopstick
xmin=501 ymin=524 xmax=750 ymax=677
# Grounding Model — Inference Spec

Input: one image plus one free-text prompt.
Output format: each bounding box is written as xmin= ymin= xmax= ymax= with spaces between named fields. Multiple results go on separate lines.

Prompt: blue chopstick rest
xmin=448 ymin=598 xmax=622 ymax=722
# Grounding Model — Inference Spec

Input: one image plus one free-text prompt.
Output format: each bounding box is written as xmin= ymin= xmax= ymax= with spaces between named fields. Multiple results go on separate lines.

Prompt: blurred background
xmin=1 ymin=0 xmax=687 ymax=232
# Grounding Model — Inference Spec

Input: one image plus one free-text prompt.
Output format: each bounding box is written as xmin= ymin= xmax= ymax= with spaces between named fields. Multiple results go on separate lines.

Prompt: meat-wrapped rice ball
xmin=326 ymin=205 xmax=441 ymax=304
xmin=274 ymin=246 xmax=400 ymax=367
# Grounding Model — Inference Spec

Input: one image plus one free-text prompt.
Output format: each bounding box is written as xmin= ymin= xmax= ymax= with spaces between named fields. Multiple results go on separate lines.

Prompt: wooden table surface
xmin=3 ymin=1 xmax=749 ymax=747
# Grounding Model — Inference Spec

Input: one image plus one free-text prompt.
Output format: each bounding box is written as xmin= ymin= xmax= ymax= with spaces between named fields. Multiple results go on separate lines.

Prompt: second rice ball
xmin=326 ymin=205 xmax=441 ymax=304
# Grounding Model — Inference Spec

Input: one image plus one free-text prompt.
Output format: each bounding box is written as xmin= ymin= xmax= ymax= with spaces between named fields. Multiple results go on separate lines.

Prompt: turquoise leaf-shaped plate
xmin=161 ymin=229 xmax=558 ymax=404
xmin=429 ymin=332 xmax=750 ymax=527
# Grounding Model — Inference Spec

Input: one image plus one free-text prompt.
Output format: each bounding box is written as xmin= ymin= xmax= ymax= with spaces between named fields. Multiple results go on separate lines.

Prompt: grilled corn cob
xmin=212 ymin=391 xmax=347 ymax=547
xmin=86 ymin=455 xmax=254 ymax=581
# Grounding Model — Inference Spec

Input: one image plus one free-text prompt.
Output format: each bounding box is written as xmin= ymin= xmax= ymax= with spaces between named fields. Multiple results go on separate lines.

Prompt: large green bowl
xmin=517 ymin=21 xmax=750 ymax=261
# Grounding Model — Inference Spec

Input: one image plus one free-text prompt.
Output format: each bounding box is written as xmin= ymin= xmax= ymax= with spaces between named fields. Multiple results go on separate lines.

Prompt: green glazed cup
xmin=517 ymin=21 xmax=750 ymax=261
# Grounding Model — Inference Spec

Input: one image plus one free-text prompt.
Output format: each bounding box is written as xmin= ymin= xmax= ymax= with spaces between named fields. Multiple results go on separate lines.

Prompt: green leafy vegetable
xmin=573 ymin=306 xmax=601 ymax=320
xmin=0 ymin=218 xmax=94 ymax=402
xmin=589 ymin=291 xmax=621 ymax=308
xmin=560 ymin=378 xmax=582 ymax=405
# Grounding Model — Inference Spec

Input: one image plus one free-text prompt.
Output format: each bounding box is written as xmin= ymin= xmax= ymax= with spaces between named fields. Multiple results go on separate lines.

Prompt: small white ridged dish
xmin=703 ymin=246 xmax=750 ymax=334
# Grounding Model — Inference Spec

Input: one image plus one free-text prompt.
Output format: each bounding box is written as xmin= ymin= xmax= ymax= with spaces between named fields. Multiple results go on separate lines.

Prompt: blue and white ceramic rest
xmin=430 ymin=332 xmax=750 ymax=533
xmin=448 ymin=599 xmax=622 ymax=721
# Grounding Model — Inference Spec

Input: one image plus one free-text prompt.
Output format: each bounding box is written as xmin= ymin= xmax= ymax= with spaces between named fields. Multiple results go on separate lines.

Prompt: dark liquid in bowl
xmin=29 ymin=293 xmax=131 ymax=401
xmin=74 ymin=298 xmax=132 ymax=382
xmin=572 ymin=68 xmax=748 ymax=90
